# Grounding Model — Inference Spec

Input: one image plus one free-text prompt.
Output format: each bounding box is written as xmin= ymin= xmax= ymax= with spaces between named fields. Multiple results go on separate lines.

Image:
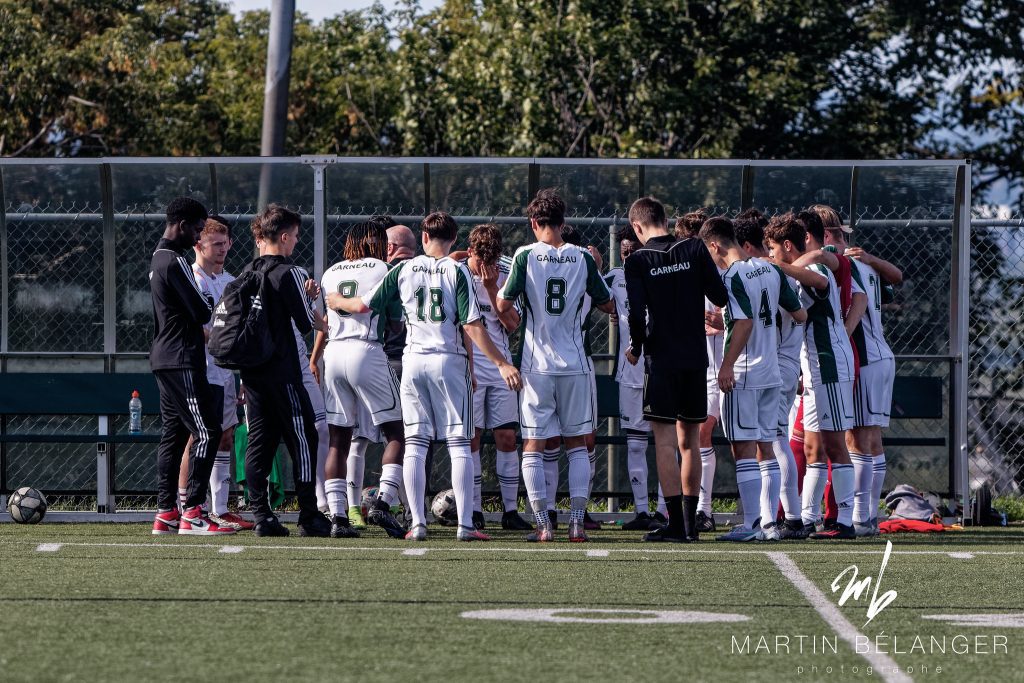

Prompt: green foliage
xmin=994 ymin=495 xmax=1024 ymax=522
xmin=1 ymin=0 xmax=1021 ymax=202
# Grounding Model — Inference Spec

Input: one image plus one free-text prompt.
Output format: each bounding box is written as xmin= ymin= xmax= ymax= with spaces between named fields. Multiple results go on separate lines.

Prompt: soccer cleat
xmin=547 ymin=509 xmax=560 ymax=530
xmin=501 ymin=511 xmax=534 ymax=531
xmin=854 ymin=522 xmax=875 ymax=538
xmin=457 ymin=525 xmax=491 ymax=542
xmin=622 ymin=512 xmax=657 ymax=531
xmin=643 ymin=526 xmax=689 ymax=543
xmin=330 ymin=515 xmax=361 ymax=539
xmin=210 ymin=512 xmax=255 ymax=531
xmin=179 ymin=506 xmax=237 ymax=536
xmin=297 ymin=512 xmax=332 ymax=538
xmin=777 ymin=518 xmax=805 ymax=540
xmin=717 ymin=524 xmax=759 ymax=542
xmin=525 ymin=525 xmax=554 ymax=543
xmin=472 ymin=511 xmax=486 ymax=530
xmin=254 ymin=516 xmax=290 ymax=537
xmin=367 ymin=499 xmax=407 ymax=539
xmin=568 ymin=519 xmax=589 ymax=542
xmin=695 ymin=510 xmax=716 ymax=533
xmin=652 ymin=511 xmax=668 ymax=526
xmin=810 ymin=523 xmax=856 ymax=540
xmin=405 ymin=524 xmax=428 ymax=541
xmin=152 ymin=509 xmax=180 ymax=535
xmin=757 ymin=521 xmax=783 ymax=541
xmin=347 ymin=506 xmax=367 ymax=530
xmin=583 ymin=512 xmax=602 ymax=531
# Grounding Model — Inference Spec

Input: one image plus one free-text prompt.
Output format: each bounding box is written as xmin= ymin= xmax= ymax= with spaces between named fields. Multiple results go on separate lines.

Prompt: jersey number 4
xmin=758 ymin=289 xmax=773 ymax=328
xmin=415 ymin=286 xmax=445 ymax=322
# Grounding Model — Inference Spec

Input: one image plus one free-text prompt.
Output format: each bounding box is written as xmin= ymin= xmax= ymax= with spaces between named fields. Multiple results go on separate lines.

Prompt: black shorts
xmin=643 ymin=367 xmax=707 ymax=424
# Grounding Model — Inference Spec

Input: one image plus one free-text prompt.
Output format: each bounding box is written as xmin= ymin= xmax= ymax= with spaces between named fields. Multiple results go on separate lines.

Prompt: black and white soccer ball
xmin=360 ymin=486 xmax=379 ymax=518
xmin=7 ymin=487 xmax=48 ymax=524
xmin=431 ymin=489 xmax=458 ymax=526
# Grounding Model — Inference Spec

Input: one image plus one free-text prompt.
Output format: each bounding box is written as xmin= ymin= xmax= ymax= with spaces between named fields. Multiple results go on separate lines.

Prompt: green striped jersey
xmin=777 ymin=273 xmax=804 ymax=376
xmin=322 ymin=257 xmax=394 ymax=343
xmin=468 ymin=255 xmax=515 ymax=386
xmin=848 ymin=259 xmax=894 ymax=366
xmin=367 ymin=254 xmax=480 ymax=356
xmin=798 ymin=264 xmax=856 ymax=385
xmin=499 ymin=241 xmax=610 ymax=375
xmin=722 ymin=257 xmax=802 ymax=389
xmin=605 ymin=267 xmax=644 ymax=388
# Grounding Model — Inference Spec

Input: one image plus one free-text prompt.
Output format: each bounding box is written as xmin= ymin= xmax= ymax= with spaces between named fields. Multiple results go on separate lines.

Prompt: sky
xmin=229 ymin=0 xmax=441 ymax=22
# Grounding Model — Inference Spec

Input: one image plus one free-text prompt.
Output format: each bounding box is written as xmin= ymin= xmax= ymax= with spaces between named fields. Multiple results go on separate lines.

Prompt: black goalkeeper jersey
xmin=624 ymin=235 xmax=728 ymax=371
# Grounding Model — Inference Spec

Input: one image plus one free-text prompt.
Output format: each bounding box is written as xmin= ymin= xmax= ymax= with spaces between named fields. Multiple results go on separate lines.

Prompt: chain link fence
xmin=0 ymin=158 xmax=976 ymax=511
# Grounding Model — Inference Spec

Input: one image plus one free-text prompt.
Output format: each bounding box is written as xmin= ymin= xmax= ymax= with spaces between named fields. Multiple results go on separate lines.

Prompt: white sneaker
xmin=404 ymin=524 xmax=427 ymax=541
xmin=717 ymin=524 xmax=759 ymax=542
xmin=854 ymin=521 xmax=875 ymax=537
xmin=757 ymin=522 xmax=783 ymax=541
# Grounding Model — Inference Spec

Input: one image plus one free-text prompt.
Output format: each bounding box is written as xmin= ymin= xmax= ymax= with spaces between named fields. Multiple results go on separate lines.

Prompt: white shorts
xmin=302 ymin=361 xmax=327 ymax=423
xmin=853 ymin=358 xmax=895 ymax=428
xmin=220 ymin=377 xmax=240 ymax=430
xmin=401 ymin=353 xmax=473 ymax=440
xmin=473 ymin=384 xmax=519 ymax=430
xmin=324 ymin=341 xmax=403 ymax=430
xmin=706 ymin=333 xmax=724 ymax=420
xmin=520 ymin=372 xmax=593 ymax=440
xmin=803 ymin=381 xmax=854 ymax=433
xmin=706 ymin=376 xmax=722 ymax=421
xmin=777 ymin=363 xmax=800 ymax=438
xmin=721 ymin=386 xmax=779 ymax=443
xmin=618 ymin=385 xmax=650 ymax=433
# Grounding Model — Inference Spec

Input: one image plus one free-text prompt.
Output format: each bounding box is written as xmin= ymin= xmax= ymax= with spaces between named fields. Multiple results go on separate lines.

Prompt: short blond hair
xmin=809 ymin=204 xmax=842 ymax=230
xmin=200 ymin=218 xmax=229 ymax=240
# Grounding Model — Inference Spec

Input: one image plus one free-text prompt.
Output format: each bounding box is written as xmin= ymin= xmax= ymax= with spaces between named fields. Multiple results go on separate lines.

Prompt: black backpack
xmin=209 ymin=259 xmax=277 ymax=369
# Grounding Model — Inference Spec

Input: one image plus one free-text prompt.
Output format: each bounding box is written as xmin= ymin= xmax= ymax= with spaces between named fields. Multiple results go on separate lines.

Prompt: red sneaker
xmin=211 ymin=512 xmax=255 ymax=531
xmin=179 ymin=506 xmax=237 ymax=535
xmin=152 ymin=509 xmax=180 ymax=535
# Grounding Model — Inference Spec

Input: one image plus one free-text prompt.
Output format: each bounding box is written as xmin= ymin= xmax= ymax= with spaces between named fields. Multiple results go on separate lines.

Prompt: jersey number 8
xmin=546 ymin=277 xmax=566 ymax=315
xmin=337 ymin=280 xmax=358 ymax=318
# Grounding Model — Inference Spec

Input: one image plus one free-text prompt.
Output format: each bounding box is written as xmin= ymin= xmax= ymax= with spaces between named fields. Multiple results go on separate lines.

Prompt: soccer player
xmin=150 ymin=197 xmax=233 ymax=536
xmin=329 ymin=211 xmax=521 ymax=542
xmin=702 ymin=217 xmax=806 ymax=542
xmin=605 ymin=227 xmax=657 ymax=530
xmin=497 ymin=190 xmax=613 ymax=542
xmin=178 ymin=215 xmax=254 ymax=530
xmin=241 ymin=205 xmax=329 ymax=537
xmin=459 ymin=224 xmax=533 ymax=531
xmin=823 ymin=225 xmax=902 ymax=536
xmin=312 ymin=222 xmax=408 ymax=539
xmin=625 ymin=197 xmax=728 ymax=543
xmin=765 ymin=213 xmax=861 ymax=539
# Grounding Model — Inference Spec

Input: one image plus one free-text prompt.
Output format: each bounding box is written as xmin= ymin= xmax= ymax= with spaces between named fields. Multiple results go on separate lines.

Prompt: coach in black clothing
xmin=624 ymin=197 xmax=728 ymax=542
xmin=242 ymin=205 xmax=329 ymax=537
xmin=149 ymin=197 xmax=223 ymax=529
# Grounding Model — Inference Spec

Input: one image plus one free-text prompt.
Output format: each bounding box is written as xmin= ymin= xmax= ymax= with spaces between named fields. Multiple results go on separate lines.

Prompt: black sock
xmin=666 ymin=495 xmax=685 ymax=534
xmin=683 ymin=495 xmax=700 ymax=540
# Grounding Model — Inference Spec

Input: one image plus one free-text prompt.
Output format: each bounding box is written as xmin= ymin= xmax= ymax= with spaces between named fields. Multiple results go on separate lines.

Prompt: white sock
xmin=566 ymin=447 xmax=590 ymax=501
xmin=831 ymin=463 xmax=855 ymax=526
xmin=626 ymin=433 xmax=649 ymax=512
xmin=587 ymin=448 xmax=597 ymax=497
xmin=397 ymin=473 xmax=410 ymax=510
xmin=377 ymin=463 xmax=403 ymax=507
xmin=543 ymin=447 xmax=560 ymax=511
xmin=872 ymin=453 xmax=887 ymax=522
xmin=471 ymin=449 xmax=483 ymax=513
xmin=178 ymin=487 xmax=188 ymax=513
xmin=850 ymin=452 xmax=874 ymax=524
xmin=802 ymin=463 xmax=829 ymax=525
xmin=315 ymin=419 xmax=329 ymax=509
xmin=698 ymin=447 xmax=716 ymax=515
xmin=735 ymin=459 xmax=761 ymax=528
xmin=448 ymin=437 xmax=474 ymax=529
xmin=773 ymin=437 xmax=801 ymax=520
xmin=656 ymin=483 xmax=666 ymax=516
xmin=521 ymin=451 xmax=547 ymax=510
xmin=403 ymin=437 xmax=429 ymax=528
xmin=209 ymin=451 xmax=231 ymax=516
xmin=496 ymin=449 xmax=520 ymax=512
xmin=346 ymin=439 xmax=369 ymax=510
xmin=325 ymin=478 xmax=348 ymax=518
xmin=758 ymin=457 xmax=781 ymax=527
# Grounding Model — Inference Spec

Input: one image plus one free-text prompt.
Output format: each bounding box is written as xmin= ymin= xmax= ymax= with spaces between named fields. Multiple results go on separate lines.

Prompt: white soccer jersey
xmin=468 ymin=255 xmax=515 ymax=387
xmin=777 ymin=273 xmax=804 ymax=377
xmin=321 ymin=257 xmax=394 ymax=344
xmin=193 ymin=264 xmax=235 ymax=386
xmin=848 ymin=259 xmax=894 ymax=366
xmin=366 ymin=254 xmax=480 ymax=356
xmin=498 ymin=241 xmax=611 ymax=375
xmin=722 ymin=258 xmax=801 ymax=390
xmin=798 ymin=264 xmax=856 ymax=386
xmin=605 ymin=267 xmax=644 ymax=388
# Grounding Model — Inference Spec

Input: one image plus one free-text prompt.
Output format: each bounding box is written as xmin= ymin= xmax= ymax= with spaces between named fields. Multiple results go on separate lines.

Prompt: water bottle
xmin=129 ymin=390 xmax=143 ymax=434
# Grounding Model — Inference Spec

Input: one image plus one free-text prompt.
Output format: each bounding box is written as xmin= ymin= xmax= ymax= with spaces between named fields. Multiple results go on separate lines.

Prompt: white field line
xmin=219 ymin=546 xmax=244 ymax=554
xmin=35 ymin=543 xmax=62 ymax=552
xmin=3 ymin=540 xmax=1022 ymax=557
xmin=947 ymin=552 xmax=974 ymax=559
xmin=586 ymin=549 xmax=610 ymax=557
xmin=402 ymin=548 xmax=428 ymax=556
xmin=767 ymin=551 xmax=911 ymax=683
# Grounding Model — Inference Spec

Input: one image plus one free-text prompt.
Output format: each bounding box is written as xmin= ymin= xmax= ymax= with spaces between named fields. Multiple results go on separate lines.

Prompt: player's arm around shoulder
xmin=774 ymin=266 xmax=808 ymax=323
xmin=496 ymin=245 xmax=530 ymax=314
xmin=793 ymin=247 xmax=840 ymax=273
xmin=583 ymin=249 xmax=614 ymax=313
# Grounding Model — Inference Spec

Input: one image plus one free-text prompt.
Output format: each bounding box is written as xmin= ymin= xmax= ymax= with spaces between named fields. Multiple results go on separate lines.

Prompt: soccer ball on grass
xmin=431 ymin=489 xmax=458 ymax=526
xmin=8 ymin=487 xmax=48 ymax=524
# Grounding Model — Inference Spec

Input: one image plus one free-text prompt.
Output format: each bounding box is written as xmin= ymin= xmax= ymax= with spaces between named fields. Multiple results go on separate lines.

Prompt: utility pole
xmin=257 ymin=0 xmax=295 ymax=211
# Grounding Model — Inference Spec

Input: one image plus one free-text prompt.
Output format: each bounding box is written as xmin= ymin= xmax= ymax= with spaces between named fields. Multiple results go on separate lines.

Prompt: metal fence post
xmin=0 ymin=165 xmax=7 ymax=357
xmin=100 ymin=164 xmax=116 ymax=356
xmin=96 ymin=416 xmax=114 ymax=514
xmin=312 ymin=163 xmax=326 ymax=281
xmin=953 ymin=161 xmax=972 ymax=521
xmin=740 ymin=165 xmax=754 ymax=211
xmin=607 ymin=219 xmax=620 ymax=513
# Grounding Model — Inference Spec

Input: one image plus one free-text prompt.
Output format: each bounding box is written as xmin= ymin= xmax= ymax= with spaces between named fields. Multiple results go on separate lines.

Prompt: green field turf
xmin=0 ymin=523 xmax=1022 ymax=682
